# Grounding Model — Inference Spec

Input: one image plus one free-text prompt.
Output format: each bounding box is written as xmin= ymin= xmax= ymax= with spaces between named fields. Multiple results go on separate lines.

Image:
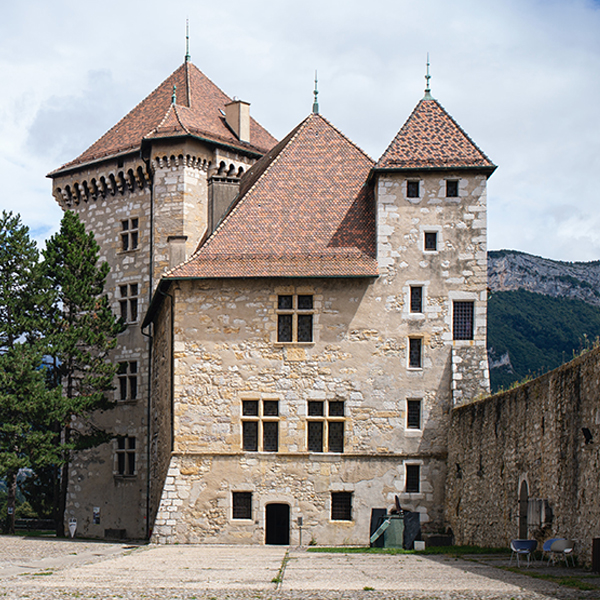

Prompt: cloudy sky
xmin=1 ymin=0 xmax=599 ymax=262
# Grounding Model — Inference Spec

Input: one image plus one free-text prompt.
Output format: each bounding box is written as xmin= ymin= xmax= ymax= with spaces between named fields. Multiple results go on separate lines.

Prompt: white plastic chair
xmin=548 ymin=538 xmax=575 ymax=567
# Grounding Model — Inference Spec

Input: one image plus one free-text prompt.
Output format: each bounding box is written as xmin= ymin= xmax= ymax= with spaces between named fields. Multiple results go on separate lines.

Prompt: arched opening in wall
xmin=265 ymin=503 xmax=289 ymax=545
xmin=519 ymin=480 xmax=529 ymax=539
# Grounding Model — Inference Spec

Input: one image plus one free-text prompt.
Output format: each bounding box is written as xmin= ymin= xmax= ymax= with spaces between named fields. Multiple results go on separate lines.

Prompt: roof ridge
xmin=173 ymin=104 xmax=191 ymax=134
xmin=429 ymin=98 xmax=494 ymax=166
xmin=185 ymin=61 xmax=192 ymax=107
xmin=314 ymin=113 xmax=375 ymax=164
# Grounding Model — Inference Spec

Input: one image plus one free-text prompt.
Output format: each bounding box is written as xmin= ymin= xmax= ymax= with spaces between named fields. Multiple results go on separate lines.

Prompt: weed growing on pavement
xmin=307 ymin=545 xmax=509 ymax=556
xmin=503 ymin=567 xmax=599 ymax=591
xmin=363 ymin=586 xmax=374 ymax=591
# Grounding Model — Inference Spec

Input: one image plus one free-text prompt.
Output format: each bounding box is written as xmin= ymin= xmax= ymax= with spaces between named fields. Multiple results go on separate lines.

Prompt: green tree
xmin=0 ymin=211 xmax=54 ymax=533
xmin=43 ymin=211 xmax=124 ymax=537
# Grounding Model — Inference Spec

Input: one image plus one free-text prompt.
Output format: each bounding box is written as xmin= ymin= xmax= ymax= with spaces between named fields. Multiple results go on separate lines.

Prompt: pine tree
xmin=42 ymin=211 xmax=124 ymax=537
xmin=0 ymin=211 xmax=54 ymax=533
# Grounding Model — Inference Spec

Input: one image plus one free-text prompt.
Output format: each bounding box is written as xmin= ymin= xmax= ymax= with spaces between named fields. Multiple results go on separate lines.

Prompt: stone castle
xmin=49 ymin=55 xmax=495 ymax=544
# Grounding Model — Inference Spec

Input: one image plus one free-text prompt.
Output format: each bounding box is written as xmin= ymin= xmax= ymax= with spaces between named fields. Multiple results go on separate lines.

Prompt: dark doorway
xmin=265 ymin=503 xmax=290 ymax=545
xmin=519 ymin=480 xmax=529 ymax=539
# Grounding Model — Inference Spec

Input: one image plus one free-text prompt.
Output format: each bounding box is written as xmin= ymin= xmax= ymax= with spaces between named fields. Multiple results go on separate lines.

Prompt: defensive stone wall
xmin=447 ymin=346 xmax=600 ymax=564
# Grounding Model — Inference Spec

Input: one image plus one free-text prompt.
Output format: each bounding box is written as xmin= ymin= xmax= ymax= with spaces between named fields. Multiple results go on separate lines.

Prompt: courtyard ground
xmin=0 ymin=536 xmax=598 ymax=599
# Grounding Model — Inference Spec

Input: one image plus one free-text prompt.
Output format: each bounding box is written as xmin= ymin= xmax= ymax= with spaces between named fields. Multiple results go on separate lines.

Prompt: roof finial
xmin=424 ymin=53 xmax=433 ymax=100
xmin=312 ymin=71 xmax=319 ymax=114
xmin=172 ymin=84 xmax=177 ymax=104
xmin=185 ymin=18 xmax=191 ymax=62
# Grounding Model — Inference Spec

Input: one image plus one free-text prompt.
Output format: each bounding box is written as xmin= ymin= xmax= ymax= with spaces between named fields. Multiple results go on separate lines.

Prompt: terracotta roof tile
xmin=167 ymin=113 xmax=378 ymax=280
xmin=376 ymin=98 xmax=495 ymax=171
xmin=51 ymin=62 xmax=277 ymax=174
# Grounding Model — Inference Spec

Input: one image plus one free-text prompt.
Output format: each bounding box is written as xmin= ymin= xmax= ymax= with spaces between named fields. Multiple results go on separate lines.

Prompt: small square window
xmin=407 ymin=399 xmax=422 ymax=429
xmin=410 ymin=286 xmax=423 ymax=313
xmin=407 ymin=181 xmax=420 ymax=198
xmin=263 ymin=400 xmax=279 ymax=417
xmin=278 ymin=295 xmax=293 ymax=310
xmin=297 ymin=295 xmax=313 ymax=310
xmin=232 ymin=492 xmax=252 ymax=519
xmin=328 ymin=401 xmax=344 ymax=417
xmin=408 ymin=338 xmax=422 ymax=369
xmin=453 ymin=301 xmax=474 ymax=341
xmin=446 ymin=180 xmax=459 ymax=197
xmin=331 ymin=492 xmax=352 ymax=521
xmin=424 ymin=232 xmax=437 ymax=251
xmin=406 ymin=464 xmax=420 ymax=493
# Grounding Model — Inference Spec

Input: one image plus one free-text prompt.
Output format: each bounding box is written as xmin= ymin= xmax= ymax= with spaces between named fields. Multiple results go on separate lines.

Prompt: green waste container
xmin=384 ymin=515 xmax=404 ymax=548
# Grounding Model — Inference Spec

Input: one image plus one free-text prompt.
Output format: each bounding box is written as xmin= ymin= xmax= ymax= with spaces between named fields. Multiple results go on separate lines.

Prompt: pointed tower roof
xmin=164 ymin=113 xmax=378 ymax=280
xmin=375 ymin=97 xmax=495 ymax=173
xmin=50 ymin=62 xmax=277 ymax=175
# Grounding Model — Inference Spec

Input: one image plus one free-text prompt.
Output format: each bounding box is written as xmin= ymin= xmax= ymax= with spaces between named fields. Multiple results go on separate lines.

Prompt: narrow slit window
xmin=408 ymin=338 xmax=422 ymax=369
xmin=406 ymin=464 xmax=420 ymax=493
xmin=410 ymin=286 xmax=423 ymax=313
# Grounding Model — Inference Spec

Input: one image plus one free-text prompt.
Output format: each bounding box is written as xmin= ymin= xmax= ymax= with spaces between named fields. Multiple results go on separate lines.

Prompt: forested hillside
xmin=487 ymin=250 xmax=600 ymax=392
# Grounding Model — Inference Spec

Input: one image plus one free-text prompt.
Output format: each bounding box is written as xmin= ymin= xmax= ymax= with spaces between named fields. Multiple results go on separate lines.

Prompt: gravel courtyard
xmin=0 ymin=536 xmax=597 ymax=600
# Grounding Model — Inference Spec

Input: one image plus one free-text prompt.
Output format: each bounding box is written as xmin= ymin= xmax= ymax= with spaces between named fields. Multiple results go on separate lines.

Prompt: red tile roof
xmin=376 ymin=98 xmax=495 ymax=171
xmin=167 ymin=113 xmax=378 ymax=279
xmin=51 ymin=62 xmax=277 ymax=174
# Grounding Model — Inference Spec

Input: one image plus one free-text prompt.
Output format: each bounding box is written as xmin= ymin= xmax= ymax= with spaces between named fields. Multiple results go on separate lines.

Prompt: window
xmin=408 ymin=338 xmax=422 ymax=369
xmin=117 ymin=361 xmax=138 ymax=401
xmin=424 ymin=232 xmax=437 ymax=251
xmin=241 ymin=399 xmax=279 ymax=452
xmin=121 ymin=218 xmax=139 ymax=252
xmin=410 ymin=286 xmax=423 ymax=313
xmin=119 ymin=283 xmax=139 ymax=323
xmin=446 ymin=180 xmax=459 ymax=197
xmin=406 ymin=464 xmax=420 ymax=493
xmin=331 ymin=492 xmax=352 ymax=521
xmin=407 ymin=181 xmax=420 ymax=198
xmin=407 ymin=399 xmax=422 ymax=429
xmin=232 ymin=492 xmax=252 ymax=519
xmin=116 ymin=436 xmax=136 ymax=476
xmin=307 ymin=400 xmax=344 ymax=453
xmin=453 ymin=301 xmax=474 ymax=340
xmin=276 ymin=294 xmax=314 ymax=343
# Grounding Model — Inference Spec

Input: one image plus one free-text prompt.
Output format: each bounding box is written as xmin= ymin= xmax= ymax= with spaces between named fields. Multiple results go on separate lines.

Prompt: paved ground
xmin=0 ymin=536 xmax=598 ymax=599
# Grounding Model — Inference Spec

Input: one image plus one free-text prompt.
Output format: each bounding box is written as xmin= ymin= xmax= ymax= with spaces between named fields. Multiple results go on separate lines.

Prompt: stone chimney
xmin=224 ymin=100 xmax=250 ymax=143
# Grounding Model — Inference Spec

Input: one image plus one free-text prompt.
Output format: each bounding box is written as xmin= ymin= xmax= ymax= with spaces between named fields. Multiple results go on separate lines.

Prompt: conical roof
xmin=376 ymin=97 xmax=495 ymax=172
xmin=166 ymin=113 xmax=378 ymax=279
xmin=51 ymin=62 xmax=277 ymax=174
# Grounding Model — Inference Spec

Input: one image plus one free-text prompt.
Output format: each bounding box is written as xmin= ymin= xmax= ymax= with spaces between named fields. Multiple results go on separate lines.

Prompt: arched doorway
xmin=518 ymin=480 xmax=529 ymax=539
xmin=265 ymin=503 xmax=290 ymax=545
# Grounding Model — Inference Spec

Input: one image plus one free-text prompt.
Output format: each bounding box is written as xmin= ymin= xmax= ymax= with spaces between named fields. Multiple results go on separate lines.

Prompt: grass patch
xmin=271 ymin=550 xmax=289 ymax=585
xmin=504 ymin=567 xmax=599 ymax=591
xmin=307 ymin=545 xmax=510 ymax=556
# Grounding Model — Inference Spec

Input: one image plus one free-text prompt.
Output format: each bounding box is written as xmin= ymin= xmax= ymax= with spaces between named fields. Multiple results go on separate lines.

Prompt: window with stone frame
xmin=117 ymin=361 xmax=138 ymax=402
xmin=276 ymin=294 xmax=314 ymax=343
xmin=406 ymin=399 xmax=422 ymax=430
xmin=424 ymin=231 xmax=438 ymax=252
xmin=446 ymin=180 xmax=459 ymax=198
xmin=115 ymin=436 xmax=136 ymax=476
xmin=407 ymin=180 xmax=420 ymax=198
xmin=408 ymin=337 xmax=422 ymax=369
xmin=405 ymin=464 xmax=420 ymax=493
xmin=232 ymin=491 xmax=252 ymax=519
xmin=241 ymin=399 xmax=279 ymax=452
xmin=331 ymin=491 xmax=352 ymax=521
xmin=307 ymin=400 xmax=345 ymax=453
xmin=120 ymin=218 xmax=139 ymax=252
xmin=410 ymin=286 xmax=423 ymax=313
xmin=119 ymin=283 xmax=139 ymax=323
xmin=453 ymin=301 xmax=474 ymax=340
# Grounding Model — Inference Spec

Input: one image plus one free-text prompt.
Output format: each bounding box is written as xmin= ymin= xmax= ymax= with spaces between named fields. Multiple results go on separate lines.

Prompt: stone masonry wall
xmin=447 ymin=347 xmax=600 ymax=564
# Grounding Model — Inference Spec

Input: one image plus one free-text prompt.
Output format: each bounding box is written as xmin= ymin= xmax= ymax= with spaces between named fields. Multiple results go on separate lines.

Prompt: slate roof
xmin=376 ymin=97 xmax=495 ymax=171
xmin=166 ymin=113 xmax=378 ymax=280
xmin=51 ymin=61 xmax=277 ymax=175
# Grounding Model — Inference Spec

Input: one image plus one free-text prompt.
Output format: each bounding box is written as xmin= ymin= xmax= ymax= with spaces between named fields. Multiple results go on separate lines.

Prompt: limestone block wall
xmin=149 ymin=274 xmax=454 ymax=543
xmin=51 ymin=155 xmax=152 ymax=538
xmin=447 ymin=347 xmax=600 ymax=564
xmin=375 ymin=171 xmax=490 ymax=404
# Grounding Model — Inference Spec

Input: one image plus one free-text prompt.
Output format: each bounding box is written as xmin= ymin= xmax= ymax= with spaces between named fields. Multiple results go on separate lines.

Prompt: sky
xmin=1 ymin=0 xmax=600 ymax=262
